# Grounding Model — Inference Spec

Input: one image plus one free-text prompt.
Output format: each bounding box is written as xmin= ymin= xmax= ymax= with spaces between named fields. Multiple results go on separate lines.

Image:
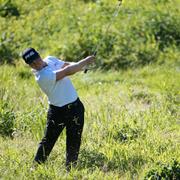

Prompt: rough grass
xmin=0 ymin=62 xmax=179 ymax=179
xmin=1 ymin=0 xmax=180 ymax=69
xmin=0 ymin=0 xmax=180 ymax=179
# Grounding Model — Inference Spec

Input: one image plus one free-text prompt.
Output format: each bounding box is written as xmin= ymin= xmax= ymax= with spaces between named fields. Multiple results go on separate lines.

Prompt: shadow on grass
xmin=108 ymin=155 xmax=146 ymax=173
xmin=78 ymin=149 xmax=107 ymax=170
xmin=78 ymin=148 xmax=146 ymax=175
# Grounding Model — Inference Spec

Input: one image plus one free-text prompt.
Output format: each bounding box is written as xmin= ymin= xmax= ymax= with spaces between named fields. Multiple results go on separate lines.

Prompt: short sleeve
xmin=47 ymin=56 xmax=65 ymax=69
xmin=36 ymin=68 xmax=56 ymax=95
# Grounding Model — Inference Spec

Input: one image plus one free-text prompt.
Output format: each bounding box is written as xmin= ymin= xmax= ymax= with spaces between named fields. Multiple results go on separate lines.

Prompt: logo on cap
xmin=25 ymin=51 xmax=35 ymax=60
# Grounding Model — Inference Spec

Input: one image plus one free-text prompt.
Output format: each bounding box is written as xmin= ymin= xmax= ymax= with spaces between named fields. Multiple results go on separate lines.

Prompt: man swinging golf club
xmin=22 ymin=47 xmax=95 ymax=171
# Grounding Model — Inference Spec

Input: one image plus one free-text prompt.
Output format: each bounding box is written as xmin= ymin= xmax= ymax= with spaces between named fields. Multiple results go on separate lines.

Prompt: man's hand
xmin=84 ymin=55 xmax=95 ymax=65
xmin=83 ymin=55 xmax=95 ymax=73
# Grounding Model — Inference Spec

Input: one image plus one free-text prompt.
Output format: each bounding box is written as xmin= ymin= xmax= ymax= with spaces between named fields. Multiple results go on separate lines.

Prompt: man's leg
xmin=65 ymin=100 xmax=85 ymax=171
xmin=34 ymin=107 xmax=65 ymax=163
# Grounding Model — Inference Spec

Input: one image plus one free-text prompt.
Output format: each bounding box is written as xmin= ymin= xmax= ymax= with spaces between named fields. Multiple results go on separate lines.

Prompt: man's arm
xmin=55 ymin=55 xmax=95 ymax=81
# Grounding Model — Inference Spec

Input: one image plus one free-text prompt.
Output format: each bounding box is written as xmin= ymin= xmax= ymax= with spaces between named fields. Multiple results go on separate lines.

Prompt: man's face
xmin=28 ymin=58 xmax=40 ymax=69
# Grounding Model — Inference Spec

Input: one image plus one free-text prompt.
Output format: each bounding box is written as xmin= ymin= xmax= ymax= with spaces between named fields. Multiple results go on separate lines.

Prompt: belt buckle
xmin=68 ymin=104 xmax=72 ymax=109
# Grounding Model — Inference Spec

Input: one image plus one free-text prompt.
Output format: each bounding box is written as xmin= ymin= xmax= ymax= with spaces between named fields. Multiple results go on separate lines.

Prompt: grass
xmin=1 ymin=0 xmax=180 ymax=68
xmin=0 ymin=0 xmax=180 ymax=178
xmin=0 ymin=62 xmax=179 ymax=179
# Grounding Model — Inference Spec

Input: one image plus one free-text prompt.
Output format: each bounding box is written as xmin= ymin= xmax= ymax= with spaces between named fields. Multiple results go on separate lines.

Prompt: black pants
xmin=34 ymin=98 xmax=84 ymax=170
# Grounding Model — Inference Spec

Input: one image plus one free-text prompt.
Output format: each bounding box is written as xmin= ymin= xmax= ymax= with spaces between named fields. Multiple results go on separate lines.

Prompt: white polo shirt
xmin=33 ymin=56 xmax=78 ymax=107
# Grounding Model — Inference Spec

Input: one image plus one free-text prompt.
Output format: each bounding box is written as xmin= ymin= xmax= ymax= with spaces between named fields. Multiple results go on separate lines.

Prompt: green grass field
xmin=0 ymin=0 xmax=180 ymax=179
xmin=0 ymin=63 xmax=179 ymax=179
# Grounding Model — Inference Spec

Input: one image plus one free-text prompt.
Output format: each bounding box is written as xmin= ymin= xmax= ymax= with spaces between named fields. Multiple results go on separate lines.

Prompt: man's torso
xmin=34 ymin=56 xmax=78 ymax=107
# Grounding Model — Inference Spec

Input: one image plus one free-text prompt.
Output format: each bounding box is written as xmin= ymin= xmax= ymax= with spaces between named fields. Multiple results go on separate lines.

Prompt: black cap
xmin=22 ymin=48 xmax=40 ymax=64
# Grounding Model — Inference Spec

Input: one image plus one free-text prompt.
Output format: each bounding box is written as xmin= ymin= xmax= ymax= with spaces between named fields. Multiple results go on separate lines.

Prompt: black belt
xmin=49 ymin=98 xmax=80 ymax=111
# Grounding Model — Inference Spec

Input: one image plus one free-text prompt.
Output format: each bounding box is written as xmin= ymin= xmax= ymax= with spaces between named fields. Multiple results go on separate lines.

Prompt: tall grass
xmin=0 ymin=0 xmax=180 ymax=68
xmin=0 ymin=0 xmax=180 ymax=179
xmin=0 ymin=62 xmax=179 ymax=179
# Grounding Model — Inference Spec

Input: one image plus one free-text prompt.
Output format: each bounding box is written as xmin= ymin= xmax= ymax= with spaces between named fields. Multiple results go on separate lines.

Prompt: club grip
xmin=84 ymin=69 xmax=88 ymax=73
xmin=84 ymin=51 xmax=97 ymax=73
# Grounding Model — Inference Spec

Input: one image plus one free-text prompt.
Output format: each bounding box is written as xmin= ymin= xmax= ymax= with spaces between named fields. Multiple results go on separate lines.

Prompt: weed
xmin=113 ymin=124 xmax=144 ymax=143
xmin=144 ymin=160 xmax=180 ymax=180
xmin=0 ymin=101 xmax=15 ymax=137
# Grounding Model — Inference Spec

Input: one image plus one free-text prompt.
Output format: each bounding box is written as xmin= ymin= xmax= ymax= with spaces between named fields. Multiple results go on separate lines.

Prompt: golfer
xmin=22 ymin=47 xmax=95 ymax=170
